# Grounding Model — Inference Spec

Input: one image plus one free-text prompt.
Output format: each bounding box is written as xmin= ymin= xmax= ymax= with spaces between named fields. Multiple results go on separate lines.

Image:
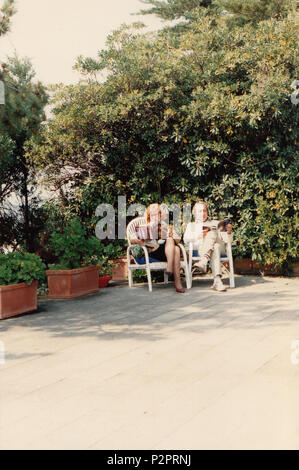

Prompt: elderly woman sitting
xmin=129 ymin=203 xmax=185 ymax=293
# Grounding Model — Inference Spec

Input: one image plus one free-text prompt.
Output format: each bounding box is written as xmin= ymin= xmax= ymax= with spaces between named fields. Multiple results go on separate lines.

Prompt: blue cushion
xmin=192 ymin=251 xmax=227 ymax=259
xmin=135 ymin=256 xmax=161 ymax=265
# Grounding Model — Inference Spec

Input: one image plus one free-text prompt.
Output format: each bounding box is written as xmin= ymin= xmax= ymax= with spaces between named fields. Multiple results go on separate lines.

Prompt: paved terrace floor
xmin=0 ymin=275 xmax=298 ymax=450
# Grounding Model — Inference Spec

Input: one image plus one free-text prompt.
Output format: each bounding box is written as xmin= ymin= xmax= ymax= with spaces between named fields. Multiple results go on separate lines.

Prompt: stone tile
xmin=0 ymin=276 xmax=298 ymax=449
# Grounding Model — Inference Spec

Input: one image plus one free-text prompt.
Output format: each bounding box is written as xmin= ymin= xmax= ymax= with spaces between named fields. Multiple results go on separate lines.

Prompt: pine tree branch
xmin=0 ymin=0 xmax=16 ymax=37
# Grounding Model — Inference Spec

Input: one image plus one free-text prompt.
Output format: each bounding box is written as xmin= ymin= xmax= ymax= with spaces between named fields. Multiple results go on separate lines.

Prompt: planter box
xmin=251 ymin=261 xmax=282 ymax=275
xmin=112 ymin=257 xmax=128 ymax=281
xmin=234 ymin=259 xmax=286 ymax=275
xmin=291 ymin=262 xmax=299 ymax=276
xmin=234 ymin=258 xmax=253 ymax=274
xmin=0 ymin=280 xmax=38 ymax=320
xmin=46 ymin=265 xmax=100 ymax=299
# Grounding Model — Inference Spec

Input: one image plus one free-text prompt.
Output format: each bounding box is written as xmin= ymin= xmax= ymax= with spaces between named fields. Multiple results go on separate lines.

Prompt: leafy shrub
xmin=48 ymin=217 xmax=102 ymax=270
xmin=96 ymin=242 xmax=126 ymax=276
xmin=0 ymin=251 xmax=46 ymax=286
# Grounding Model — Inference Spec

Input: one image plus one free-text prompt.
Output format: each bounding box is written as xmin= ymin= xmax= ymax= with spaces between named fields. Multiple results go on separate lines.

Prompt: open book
xmin=199 ymin=219 xmax=230 ymax=232
xmin=135 ymin=225 xmax=151 ymax=240
xmin=135 ymin=223 xmax=168 ymax=241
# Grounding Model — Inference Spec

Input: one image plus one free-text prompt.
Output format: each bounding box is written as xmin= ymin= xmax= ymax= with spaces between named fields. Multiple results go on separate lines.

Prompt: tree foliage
xmin=0 ymin=0 xmax=16 ymax=37
xmin=0 ymin=56 xmax=48 ymax=250
xmin=27 ymin=6 xmax=299 ymax=268
xmin=0 ymin=132 xmax=14 ymax=201
xmin=138 ymin=0 xmax=296 ymax=26
xmin=221 ymin=0 xmax=296 ymax=24
xmin=138 ymin=0 xmax=213 ymax=20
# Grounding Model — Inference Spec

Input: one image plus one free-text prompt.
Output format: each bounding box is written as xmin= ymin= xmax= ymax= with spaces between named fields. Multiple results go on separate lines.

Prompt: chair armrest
xmin=127 ymin=244 xmax=150 ymax=265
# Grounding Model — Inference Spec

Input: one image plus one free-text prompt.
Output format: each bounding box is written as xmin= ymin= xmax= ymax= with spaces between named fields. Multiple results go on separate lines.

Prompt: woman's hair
xmin=145 ymin=203 xmax=163 ymax=223
xmin=144 ymin=203 xmax=163 ymax=239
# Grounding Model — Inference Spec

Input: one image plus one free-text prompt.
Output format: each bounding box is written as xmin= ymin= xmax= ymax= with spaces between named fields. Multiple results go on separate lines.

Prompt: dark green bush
xmin=0 ymin=251 xmax=46 ymax=286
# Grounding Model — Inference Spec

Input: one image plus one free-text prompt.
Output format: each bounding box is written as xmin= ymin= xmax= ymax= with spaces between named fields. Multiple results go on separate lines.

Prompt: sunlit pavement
xmin=0 ymin=275 xmax=298 ymax=450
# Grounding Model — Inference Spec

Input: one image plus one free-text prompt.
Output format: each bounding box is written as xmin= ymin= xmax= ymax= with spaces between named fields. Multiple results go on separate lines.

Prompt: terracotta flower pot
xmin=111 ymin=257 xmax=128 ymax=281
xmin=0 ymin=280 xmax=38 ymax=320
xmin=99 ymin=275 xmax=111 ymax=288
xmin=46 ymin=265 xmax=100 ymax=299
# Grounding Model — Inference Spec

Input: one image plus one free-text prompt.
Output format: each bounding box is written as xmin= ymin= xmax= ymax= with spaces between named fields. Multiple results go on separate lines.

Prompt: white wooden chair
xmin=126 ymin=216 xmax=191 ymax=292
xmin=185 ymin=231 xmax=235 ymax=289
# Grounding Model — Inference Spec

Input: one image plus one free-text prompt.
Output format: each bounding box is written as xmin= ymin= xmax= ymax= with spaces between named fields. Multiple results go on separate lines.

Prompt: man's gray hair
xmin=192 ymin=200 xmax=208 ymax=216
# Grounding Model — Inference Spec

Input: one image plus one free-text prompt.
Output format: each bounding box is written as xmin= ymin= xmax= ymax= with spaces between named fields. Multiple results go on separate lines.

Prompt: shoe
xmin=194 ymin=257 xmax=208 ymax=273
xmin=212 ymin=277 xmax=227 ymax=292
xmin=175 ymin=285 xmax=185 ymax=293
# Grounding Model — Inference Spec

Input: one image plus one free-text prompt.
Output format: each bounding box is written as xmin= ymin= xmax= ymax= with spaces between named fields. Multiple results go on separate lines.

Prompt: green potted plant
xmin=100 ymin=243 xmax=127 ymax=282
xmin=0 ymin=251 xmax=46 ymax=320
xmin=46 ymin=217 xmax=102 ymax=299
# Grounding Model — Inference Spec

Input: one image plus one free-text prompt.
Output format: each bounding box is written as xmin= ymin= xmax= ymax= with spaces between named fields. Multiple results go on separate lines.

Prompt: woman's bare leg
xmin=165 ymin=237 xmax=175 ymax=273
xmin=173 ymin=245 xmax=183 ymax=290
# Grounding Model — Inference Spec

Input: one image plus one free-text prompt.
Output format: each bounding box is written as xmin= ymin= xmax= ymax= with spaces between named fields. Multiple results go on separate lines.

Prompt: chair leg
xmin=189 ymin=256 xmax=193 ymax=277
xmin=164 ymin=272 xmax=169 ymax=284
xmin=146 ymin=266 xmax=152 ymax=292
xmin=227 ymin=250 xmax=235 ymax=288
xmin=189 ymin=262 xmax=193 ymax=289
xmin=225 ymin=244 xmax=235 ymax=289
xmin=229 ymin=262 xmax=235 ymax=288
xmin=185 ymin=266 xmax=192 ymax=289
xmin=187 ymin=253 xmax=192 ymax=288
xmin=128 ymin=267 xmax=133 ymax=288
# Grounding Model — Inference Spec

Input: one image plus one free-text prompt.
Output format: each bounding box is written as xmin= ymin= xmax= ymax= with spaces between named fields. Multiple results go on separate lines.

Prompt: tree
xmin=0 ymin=56 xmax=48 ymax=251
xmin=0 ymin=0 xmax=16 ymax=37
xmin=28 ymin=24 xmax=194 ymax=205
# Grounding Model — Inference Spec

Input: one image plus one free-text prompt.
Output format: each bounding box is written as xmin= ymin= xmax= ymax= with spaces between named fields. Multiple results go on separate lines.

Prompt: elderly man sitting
xmin=184 ymin=201 xmax=233 ymax=292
